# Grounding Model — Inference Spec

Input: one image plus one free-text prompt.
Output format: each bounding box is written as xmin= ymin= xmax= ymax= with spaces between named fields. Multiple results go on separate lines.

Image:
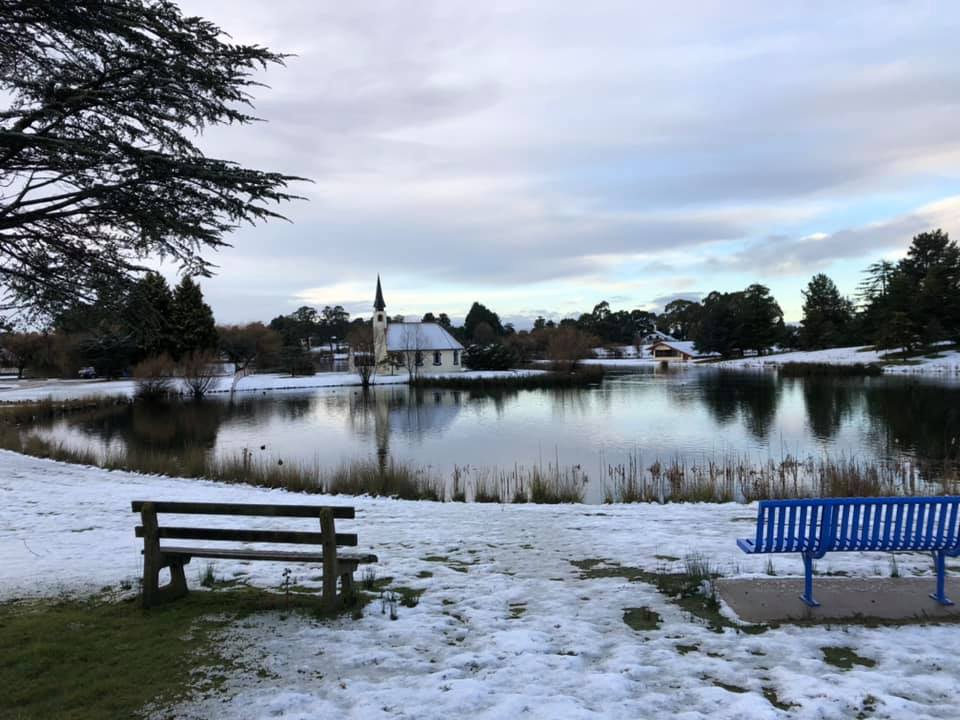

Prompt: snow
xmin=3 ymin=450 xmax=960 ymax=719
xmin=0 ymin=369 xmax=543 ymax=402
xmin=714 ymin=345 xmax=960 ymax=375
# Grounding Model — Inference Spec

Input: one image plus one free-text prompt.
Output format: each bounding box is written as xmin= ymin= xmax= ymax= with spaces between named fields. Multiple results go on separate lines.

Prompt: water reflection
xmin=692 ymin=371 xmax=781 ymax=440
xmin=46 ymin=371 xmax=960 ymax=476
xmin=799 ymin=378 xmax=858 ymax=441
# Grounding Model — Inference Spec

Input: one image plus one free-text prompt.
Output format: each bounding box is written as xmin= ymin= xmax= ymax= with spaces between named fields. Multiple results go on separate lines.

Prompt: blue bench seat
xmin=737 ymin=497 xmax=960 ymax=607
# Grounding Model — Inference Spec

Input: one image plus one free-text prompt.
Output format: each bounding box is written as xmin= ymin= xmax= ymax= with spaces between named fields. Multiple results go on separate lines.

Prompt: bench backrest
xmin=752 ymin=497 xmax=960 ymax=553
xmin=132 ymin=500 xmax=358 ymax=548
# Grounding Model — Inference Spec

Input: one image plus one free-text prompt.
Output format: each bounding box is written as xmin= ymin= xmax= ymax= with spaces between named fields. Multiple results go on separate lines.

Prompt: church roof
xmin=374 ymin=275 xmax=386 ymax=311
xmin=386 ymin=322 xmax=464 ymax=351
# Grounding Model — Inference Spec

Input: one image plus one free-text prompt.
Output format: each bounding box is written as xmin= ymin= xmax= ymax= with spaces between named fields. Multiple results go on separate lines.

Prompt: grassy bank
xmin=0 ymin=586 xmax=357 ymax=720
xmin=778 ymin=362 xmax=883 ymax=377
xmin=412 ymin=366 xmax=605 ymax=390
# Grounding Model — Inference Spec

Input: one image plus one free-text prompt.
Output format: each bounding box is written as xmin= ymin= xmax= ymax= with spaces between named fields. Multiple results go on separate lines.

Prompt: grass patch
xmin=0 ymin=586 xmax=359 ymax=720
xmin=763 ymin=686 xmax=799 ymax=711
xmin=390 ymin=586 xmax=425 ymax=608
xmin=571 ymin=557 xmax=768 ymax=635
xmin=822 ymin=646 xmax=876 ymax=670
xmin=508 ymin=602 xmax=527 ymax=620
xmin=712 ymin=680 xmax=748 ymax=693
xmin=622 ymin=606 xmax=662 ymax=631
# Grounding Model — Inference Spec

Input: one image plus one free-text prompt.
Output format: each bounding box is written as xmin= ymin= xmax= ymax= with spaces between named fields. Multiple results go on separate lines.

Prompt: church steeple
xmin=372 ymin=276 xmax=388 ymax=368
xmin=374 ymin=275 xmax=386 ymax=311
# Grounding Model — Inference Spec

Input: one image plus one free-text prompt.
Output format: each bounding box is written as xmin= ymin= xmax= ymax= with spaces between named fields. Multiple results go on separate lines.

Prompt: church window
xmin=453 ymin=350 xmax=460 ymax=366
xmin=433 ymin=351 xmax=442 ymax=365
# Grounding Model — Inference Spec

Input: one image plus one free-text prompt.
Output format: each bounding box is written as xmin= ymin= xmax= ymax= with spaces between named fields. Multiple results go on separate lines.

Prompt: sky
xmin=174 ymin=0 xmax=960 ymax=328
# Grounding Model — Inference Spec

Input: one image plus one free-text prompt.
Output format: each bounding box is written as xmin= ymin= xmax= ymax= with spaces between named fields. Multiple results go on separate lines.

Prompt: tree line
xmin=3 ymin=228 xmax=958 ymax=377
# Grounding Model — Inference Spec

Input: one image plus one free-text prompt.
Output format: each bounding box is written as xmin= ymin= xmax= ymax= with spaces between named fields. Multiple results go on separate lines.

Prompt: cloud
xmin=163 ymin=1 xmax=960 ymax=323
xmin=726 ymin=196 xmax=960 ymax=275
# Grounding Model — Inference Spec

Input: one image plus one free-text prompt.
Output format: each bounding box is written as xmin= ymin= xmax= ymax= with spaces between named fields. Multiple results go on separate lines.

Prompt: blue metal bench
xmin=737 ymin=497 xmax=960 ymax=607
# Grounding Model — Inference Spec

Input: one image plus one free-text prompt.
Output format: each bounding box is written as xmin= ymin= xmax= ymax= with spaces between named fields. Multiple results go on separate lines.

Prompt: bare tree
xmin=392 ymin=323 xmax=425 ymax=382
xmin=546 ymin=327 xmax=597 ymax=372
xmin=346 ymin=323 xmax=377 ymax=388
xmin=179 ymin=350 xmax=220 ymax=399
xmin=133 ymin=353 xmax=176 ymax=400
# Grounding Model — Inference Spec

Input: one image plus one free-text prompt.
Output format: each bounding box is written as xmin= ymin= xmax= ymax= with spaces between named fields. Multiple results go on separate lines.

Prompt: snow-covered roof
xmin=386 ymin=323 xmax=464 ymax=351
xmin=649 ymin=340 xmax=700 ymax=356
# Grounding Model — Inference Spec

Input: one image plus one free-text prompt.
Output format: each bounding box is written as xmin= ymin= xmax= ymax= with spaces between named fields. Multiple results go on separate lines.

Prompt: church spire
xmin=374 ymin=275 xmax=386 ymax=311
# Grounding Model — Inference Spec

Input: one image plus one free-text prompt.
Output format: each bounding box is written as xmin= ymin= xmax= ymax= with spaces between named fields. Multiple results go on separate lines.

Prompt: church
xmin=357 ymin=277 xmax=465 ymax=376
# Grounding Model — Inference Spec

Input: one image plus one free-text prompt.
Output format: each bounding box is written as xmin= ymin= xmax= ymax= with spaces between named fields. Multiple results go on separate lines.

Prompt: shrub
xmin=463 ymin=343 xmax=517 ymax=370
xmin=179 ymin=350 xmax=221 ymax=398
xmin=133 ymin=354 xmax=177 ymax=399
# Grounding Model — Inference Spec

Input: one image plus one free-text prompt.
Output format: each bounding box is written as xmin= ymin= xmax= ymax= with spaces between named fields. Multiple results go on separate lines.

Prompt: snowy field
xmin=0 ymin=369 xmax=542 ymax=403
xmin=3 ymin=450 xmax=959 ymax=719
xmin=713 ymin=345 xmax=960 ymax=375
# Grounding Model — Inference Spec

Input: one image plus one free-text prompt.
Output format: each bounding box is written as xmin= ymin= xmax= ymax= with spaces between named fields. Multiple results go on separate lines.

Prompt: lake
xmin=37 ymin=368 xmax=960 ymax=502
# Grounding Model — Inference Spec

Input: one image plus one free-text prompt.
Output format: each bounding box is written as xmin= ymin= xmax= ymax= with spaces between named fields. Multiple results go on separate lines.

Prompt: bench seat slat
xmin=136 ymin=526 xmax=357 ymax=546
xmin=132 ymin=501 xmax=354 ymax=519
xmin=158 ymin=545 xmax=377 ymax=564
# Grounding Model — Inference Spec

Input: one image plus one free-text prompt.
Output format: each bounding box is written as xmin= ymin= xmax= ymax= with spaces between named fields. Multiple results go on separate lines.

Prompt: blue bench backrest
xmin=753 ymin=497 xmax=960 ymax=553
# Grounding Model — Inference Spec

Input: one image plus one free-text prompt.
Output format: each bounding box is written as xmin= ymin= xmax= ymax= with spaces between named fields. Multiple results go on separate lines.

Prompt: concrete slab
xmin=717 ymin=576 xmax=960 ymax=624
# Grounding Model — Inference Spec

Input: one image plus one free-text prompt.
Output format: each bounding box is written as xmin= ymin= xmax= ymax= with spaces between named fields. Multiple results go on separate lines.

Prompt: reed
xmin=601 ymin=451 xmax=958 ymax=503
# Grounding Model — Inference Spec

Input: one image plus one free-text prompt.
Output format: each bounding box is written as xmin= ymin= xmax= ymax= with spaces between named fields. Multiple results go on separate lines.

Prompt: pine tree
xmin=171 ymin=276 xmax=217 ymax=358
xmin=739 ymin=284 xmax=783 ymax=355
xmin=464 ymin=302 xmax=505 ymax=340
xmin=800 ymin=274 xmax=854 ymax=349
xmin=126 ymin=272 xmax=175 ymax=360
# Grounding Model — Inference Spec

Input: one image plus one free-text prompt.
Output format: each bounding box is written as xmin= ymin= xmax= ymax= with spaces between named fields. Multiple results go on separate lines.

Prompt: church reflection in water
xmin=344 ymin=386 xmax=465 ymax=471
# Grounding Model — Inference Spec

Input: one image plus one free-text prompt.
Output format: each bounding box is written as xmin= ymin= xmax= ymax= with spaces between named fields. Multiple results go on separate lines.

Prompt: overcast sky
xmin=176 ymin=0 xmax=960 ymax=327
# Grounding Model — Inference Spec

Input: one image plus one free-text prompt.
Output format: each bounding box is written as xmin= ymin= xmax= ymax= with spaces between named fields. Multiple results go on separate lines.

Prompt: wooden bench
xmin=133 ymin=501 xmax=377 ymax=610
xmin=737 ymin=496 xmax=960 ymax=607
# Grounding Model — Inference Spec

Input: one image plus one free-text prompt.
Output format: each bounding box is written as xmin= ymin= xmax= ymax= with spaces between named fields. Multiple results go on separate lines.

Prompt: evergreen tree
xmin=695 ymin=291 xmax=742 ymax=358
xmin=739 ymin=284 xmax=783 ymax=355
xmin=799 ymin=273 xmax=855 ymax=349
xmin=0 ymin=0 xmax=303 ymax=317
xmin=464 ymin=302 xmax=505 ymax=340
xmin=171 ymin=276 xmax=217 ymax=358
xmin=868 ymin=230 xmax=960 ymax=349
xmin=125 ymin=272 xmax=175 ymax=360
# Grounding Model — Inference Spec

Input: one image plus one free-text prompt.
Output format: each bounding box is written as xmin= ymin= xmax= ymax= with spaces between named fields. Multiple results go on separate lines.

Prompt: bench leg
xmin=930 ymin=551 xmax=954 ymax=606
xmin=800 ymin=552 xmax=820 ymax=607
xmin=142 ymin=555 xmax=190 ymax=609
xmin=340 ymin=571 xmax=355 ymax=606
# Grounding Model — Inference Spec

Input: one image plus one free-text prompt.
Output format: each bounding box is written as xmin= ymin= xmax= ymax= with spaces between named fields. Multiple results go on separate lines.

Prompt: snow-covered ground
xmin=0 ymin=369 xmax=543 ymax=403
xmin=714 ymin=345 xmax=960 ymax=375
xmin=3 ymin=450 xmax=959 ymax=719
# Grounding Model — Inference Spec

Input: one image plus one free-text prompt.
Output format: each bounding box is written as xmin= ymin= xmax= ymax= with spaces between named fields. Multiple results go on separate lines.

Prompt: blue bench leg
xmin=930 ymin=551 xmax=954 ymax=606
xmin=801 ymin=553 xmax=820 ymax=607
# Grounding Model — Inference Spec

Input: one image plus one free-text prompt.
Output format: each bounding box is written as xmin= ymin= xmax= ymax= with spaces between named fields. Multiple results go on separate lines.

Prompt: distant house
xmin=352 ymin=277 xmax=465 ymax=376
xmin=639 ymin=329 xmax=676 ymax=345
xmin=647 ymin=340 xmax=707 ymax=363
